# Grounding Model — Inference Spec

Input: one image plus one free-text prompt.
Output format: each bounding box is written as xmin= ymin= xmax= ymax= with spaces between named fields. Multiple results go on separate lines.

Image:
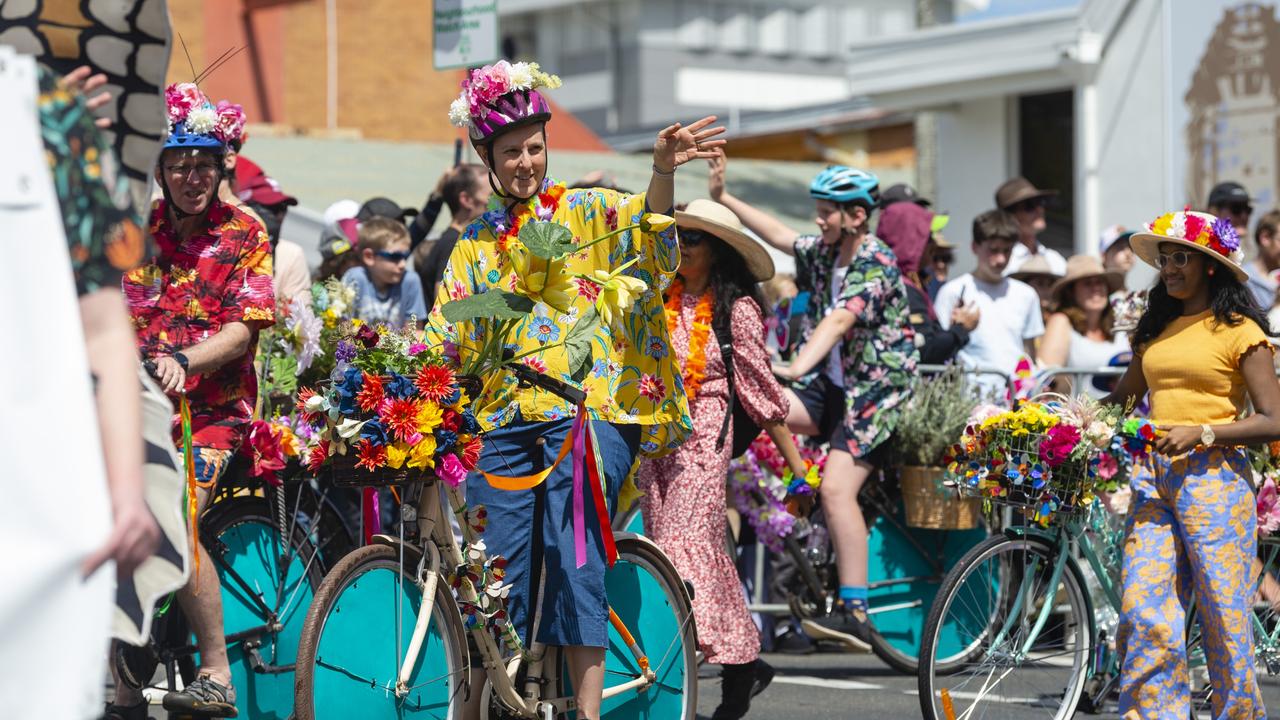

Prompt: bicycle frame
xmin=377 ymin=477 xmax=663 ymax=719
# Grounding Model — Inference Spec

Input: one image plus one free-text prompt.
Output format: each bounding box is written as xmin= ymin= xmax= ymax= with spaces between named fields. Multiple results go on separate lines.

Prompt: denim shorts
xmin=467 ymin=414 xmax=640 ymax=648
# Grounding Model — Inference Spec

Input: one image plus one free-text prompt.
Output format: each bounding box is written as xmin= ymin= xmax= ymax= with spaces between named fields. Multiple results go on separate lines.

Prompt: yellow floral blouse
xmin=424 ymin=179 xmax=692 ymax=458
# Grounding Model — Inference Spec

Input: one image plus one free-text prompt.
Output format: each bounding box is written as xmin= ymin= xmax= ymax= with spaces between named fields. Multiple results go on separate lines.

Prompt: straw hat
xmin=1009 ymin=254 xmax=1061 ymax=282
xmin=1129 ymin=210 xmax=1247 ymax=283
xmin=1049 ymin=255 xmax=1125 ymax=308
xmin=676 ymin=199 xmax=775 ymax=281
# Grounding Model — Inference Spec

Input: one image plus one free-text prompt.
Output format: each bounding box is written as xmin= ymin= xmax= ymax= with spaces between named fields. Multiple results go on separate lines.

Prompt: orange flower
xmin=355 ymin=439 xmax=387 ymax=471
xmin=415 ymin=364 xmax=456 ymax=402
xmin=306 ymin=439 xmax=330 ymax=473
xmin=460 ymin=435 xmax=483 ymax=471
xmin=665 ymin=277 xmax=714 ymax=402
xmin=356 ymin=372 xmax=385 ymax=412
xmin=380 ymin=397 xmax=423 ymax=443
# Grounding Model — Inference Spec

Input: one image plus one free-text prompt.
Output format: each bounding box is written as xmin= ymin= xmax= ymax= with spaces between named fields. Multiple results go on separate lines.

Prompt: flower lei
xmin=664 ymin=277 xmax=714 ymax=402
xmin=1148 ymin=210 xmax=1242 ymax=263
xmin=484 ymin=180 xmax=567 ymax=254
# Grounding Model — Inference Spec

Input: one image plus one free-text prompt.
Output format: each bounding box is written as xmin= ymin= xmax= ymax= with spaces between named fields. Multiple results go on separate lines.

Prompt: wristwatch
xmin=1200 ymin=423 xmax=1216 ymax=447
xmin=172 ymin=351 xmax=190 ymax=372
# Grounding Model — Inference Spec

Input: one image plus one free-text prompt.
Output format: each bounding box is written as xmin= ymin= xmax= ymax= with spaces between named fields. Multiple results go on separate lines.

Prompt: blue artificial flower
xmin=435 ymin=429 xmax=458 ymax=452
xmin=335 ymin=367 xmax=364 ymax=414
xmin=1007 ymin=468 xmax=1022 ymax=484
xmin=460 ymin=413 xmax=480 ymax=434
xmin=442 ymin=387 xmax=462 ymax=407
xmin=360 ymin=419 xmax=389 ymax=444
xmin=384 ymin=373 xmax=416 ymax=399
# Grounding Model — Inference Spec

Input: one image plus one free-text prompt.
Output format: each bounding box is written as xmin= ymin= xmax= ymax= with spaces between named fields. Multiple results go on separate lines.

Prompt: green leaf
xmin=519 ymin=221 xmax=576 ymax=259
xmin=270 ymin=355 xmax=299 ymax=397
xmin=441 ymin=291 xmax=535 ymax=324
xmin=564 ymin=306 xmax=599 ymax=383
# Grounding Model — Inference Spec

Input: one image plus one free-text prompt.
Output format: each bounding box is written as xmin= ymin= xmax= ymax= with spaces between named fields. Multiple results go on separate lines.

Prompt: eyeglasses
xmin=680 ymin=230 xmax=710 ymax=247
xmin=1012 ymin=198 xmax=1044 ymax=213
xmin=375 ymin=250 xmax=410 ymax=263
xmin=934 ymin=252 xmax=954 ymax=265
xmin=165 ymin=162 xmax=220 ymax=179
xmin=1154 ymin=251 xmax=1195 ymax=269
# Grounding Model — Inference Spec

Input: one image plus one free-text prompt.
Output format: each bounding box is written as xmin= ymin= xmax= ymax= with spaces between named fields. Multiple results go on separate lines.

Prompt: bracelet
xmin=172 ymin=351 xmax=189 ymax=372
xmin=651 ymin=164 xmax=675 ymax=177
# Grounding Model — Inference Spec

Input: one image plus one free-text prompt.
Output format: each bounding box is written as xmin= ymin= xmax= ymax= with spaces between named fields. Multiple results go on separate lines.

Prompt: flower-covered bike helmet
xmin=449 ymin=60 xmax=561 ymax=144
xmin=160 ymin=82 xmax=229 ymax=216
xmin=809 ymin=165 xmax=880 ymax=209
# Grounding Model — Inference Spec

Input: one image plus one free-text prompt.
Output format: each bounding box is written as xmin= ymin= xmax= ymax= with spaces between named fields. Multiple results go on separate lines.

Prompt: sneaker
xmin=102 ymin=700 xmax=149 ymax=720
xmin=800 ymin=605 xmax=874 ymax=653
xmin=772 ymin=627 xmax=815 ymax=655
xmin=161 ymin=675 xmax=237 ymax=718
xmin=750 ymin=658 xmax=775 ymax=699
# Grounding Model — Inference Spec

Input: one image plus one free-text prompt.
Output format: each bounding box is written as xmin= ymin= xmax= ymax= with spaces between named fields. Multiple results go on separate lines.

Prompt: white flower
xmin=185 ymin=105 xmax=217 ymax=134
xmin=508 ymin=62 xmax=535 ymax=90
xmin=336 ymin=418 xmax=367 ymax=439
xmin=1170 ymin=212 xmax=1187 ymax=239
xmin=448 ymin=96 xmax=472 ymax=127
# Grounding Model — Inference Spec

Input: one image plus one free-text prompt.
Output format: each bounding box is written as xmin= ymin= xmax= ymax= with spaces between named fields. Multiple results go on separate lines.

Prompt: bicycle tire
xmin=294 ymin=543 xmax=467 ymax=720
xmin=553 ymin=534 xmax=698 ymax=719
xmin=199 ymin=494 xmax=323 ymax=720
xmin=918 ymin=533 xmax=1094 ymax=720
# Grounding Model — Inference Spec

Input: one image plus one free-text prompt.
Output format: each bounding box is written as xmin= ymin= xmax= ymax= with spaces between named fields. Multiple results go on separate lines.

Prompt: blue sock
xmin=838 ymin=585 xmax=868 ymax=612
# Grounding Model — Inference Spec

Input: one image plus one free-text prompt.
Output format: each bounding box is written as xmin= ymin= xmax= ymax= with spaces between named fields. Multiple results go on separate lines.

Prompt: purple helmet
xmin=468 ymin=89 xmax=552 ymax=143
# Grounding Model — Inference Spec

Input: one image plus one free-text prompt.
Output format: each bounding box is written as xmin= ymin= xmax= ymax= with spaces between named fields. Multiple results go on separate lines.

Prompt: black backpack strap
xmin=712 ymin=320 xmax=735 ymax=451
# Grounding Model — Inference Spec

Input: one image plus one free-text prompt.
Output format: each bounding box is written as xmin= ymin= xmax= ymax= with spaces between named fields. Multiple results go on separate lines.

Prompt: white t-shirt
xmin=935 ymin=274 xmax=1045 ymax=390
xmin=1005 ymin=242 xmax=1067 ymax=276
xmin=826 ymin=264 xmax=850 ymax=385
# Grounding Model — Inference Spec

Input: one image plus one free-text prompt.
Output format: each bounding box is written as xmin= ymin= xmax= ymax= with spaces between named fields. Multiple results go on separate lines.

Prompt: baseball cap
xmin=358 ymin=197 xmax=416 ymax=223
xmin=880 ymin=183 xmax=931 ymax=208
xmin=1207 ymin=181 xmax=1251 ymax=208
xmin=319 ymin=218 xmax=360 ymax=261
xmin=1097 ymin=224 xmax=1135 ymax=256
xmin=234 ymin=157 xmax=297 ymax=207
xmin=323 ymin=199 xmax=360 ymax=226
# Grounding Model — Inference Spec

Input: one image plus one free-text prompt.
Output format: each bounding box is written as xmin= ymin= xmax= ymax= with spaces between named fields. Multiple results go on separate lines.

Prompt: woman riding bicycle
xmin=710 ymin=150 xmax=918 ymax=651
xmin=1105 ymin=210 xmax=1280 ymax=719
xmin=424 ymin=59 xmax=723 ymax=720
xmin=638 ymin=199 xmax=810 ymax=719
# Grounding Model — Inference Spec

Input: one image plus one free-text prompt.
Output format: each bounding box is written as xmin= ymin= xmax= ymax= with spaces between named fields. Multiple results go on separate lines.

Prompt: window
xmin=757 ymin=6 xmax=794 ymax=56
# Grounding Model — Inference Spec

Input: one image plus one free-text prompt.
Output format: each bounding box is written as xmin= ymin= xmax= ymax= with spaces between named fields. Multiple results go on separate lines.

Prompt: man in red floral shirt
xmin=117 ymin=84 xmax=274 ymax=718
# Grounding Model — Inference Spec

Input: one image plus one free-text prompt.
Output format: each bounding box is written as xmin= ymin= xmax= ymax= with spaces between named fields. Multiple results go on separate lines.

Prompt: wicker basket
xmin=325 ymin=452 xmax=433 ymax=489
xmin=901 ymin=466 xmax=981 ymax=530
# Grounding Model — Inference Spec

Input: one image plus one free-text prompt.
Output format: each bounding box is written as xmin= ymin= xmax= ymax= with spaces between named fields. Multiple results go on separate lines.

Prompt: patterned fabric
xmin=425 ymin=178 xmax=692 ymax=458
xmin=123 ymin=200 xmax=275 ymax=450
xmin=638 ymin=295 xmax=787 ymax=664
xmin=792 ymin=234 xmax=918 ymax=457
xmin=1117 ymin=447 xmax=1265 ymax=720
xmin=37 ymin=65 xmax=147 ymax=297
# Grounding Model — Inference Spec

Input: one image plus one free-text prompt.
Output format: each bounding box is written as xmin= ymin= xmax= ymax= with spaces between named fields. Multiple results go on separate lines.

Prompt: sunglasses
xmin=1154 ymin=250 xmax=1196 ymax=269
xmin=375 ymin=250 xmax=410 ymax=263
xmin=934 ymin=252 xmax=954 ymax=265
xmin=680 ymin=230 xmax=711 ymax=247
xmin=1226 ymin=202 xmax=1253 ymax=216
xmin=1012 ymin=198 xmax=1044 ymax=213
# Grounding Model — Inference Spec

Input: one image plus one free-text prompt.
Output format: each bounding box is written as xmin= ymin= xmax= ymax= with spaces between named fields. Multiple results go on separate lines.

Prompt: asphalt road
xmin=696 ymin=649 xmax=1280 ymax=719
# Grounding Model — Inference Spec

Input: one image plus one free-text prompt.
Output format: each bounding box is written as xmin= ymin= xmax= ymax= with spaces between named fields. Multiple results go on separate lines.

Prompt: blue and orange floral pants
xmin=1117 ymin=447 xmax=1265 ymax=720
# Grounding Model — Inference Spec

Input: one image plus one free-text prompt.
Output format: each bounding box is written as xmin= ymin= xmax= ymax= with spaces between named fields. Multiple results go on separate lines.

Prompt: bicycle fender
xmin=1001 ymin=525 xmax=1058 ymax=544
xmin=613 ymin=531 xmax=696 ymax=605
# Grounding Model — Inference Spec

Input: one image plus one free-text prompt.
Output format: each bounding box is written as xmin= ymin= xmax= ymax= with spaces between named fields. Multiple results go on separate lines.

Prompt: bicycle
xmin=113 ymin=446 xmax=356 ymax=718
xmin=292 ymin=363 xmax=698 ymax=719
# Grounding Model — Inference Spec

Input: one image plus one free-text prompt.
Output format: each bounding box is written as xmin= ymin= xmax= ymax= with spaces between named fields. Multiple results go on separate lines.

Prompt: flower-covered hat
xmin=163 ymin=82 xmax=241 ymax=152
xmin=1129 ymin=210 xmax=1247 ymax=282
xmin=447 ymin=60 xmax=562 ymax=143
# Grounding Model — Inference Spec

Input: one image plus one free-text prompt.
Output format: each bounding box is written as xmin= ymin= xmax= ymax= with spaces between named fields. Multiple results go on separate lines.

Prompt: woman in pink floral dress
xmin=638 ymin=199 xmax=810 ymax=720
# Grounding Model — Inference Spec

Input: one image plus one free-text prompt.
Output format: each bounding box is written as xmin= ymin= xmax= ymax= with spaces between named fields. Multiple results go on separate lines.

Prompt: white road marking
xmin=773 ymin=675 xmax=882 ymax=691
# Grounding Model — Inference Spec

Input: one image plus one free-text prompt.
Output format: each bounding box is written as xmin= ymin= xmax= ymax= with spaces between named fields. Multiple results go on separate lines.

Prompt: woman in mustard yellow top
xmin=1105 ymin=210 xmax=1280 ymax=720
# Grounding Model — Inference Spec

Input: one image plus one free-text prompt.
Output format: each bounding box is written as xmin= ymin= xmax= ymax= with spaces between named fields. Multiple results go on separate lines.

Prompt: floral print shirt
xmin=124 ymin=200 xmax=276 ymax=450
xmin=425 ymin=178 xmax=692 ymax=458
xmin=793 ymin=233 xmax=918 ymax=456
xmin=37 ymin=64 xmax=148 ymax=297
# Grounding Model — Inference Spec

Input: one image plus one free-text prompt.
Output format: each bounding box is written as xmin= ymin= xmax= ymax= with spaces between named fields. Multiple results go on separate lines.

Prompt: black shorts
xmin=792 ymin=373 xmax=888 ymax=465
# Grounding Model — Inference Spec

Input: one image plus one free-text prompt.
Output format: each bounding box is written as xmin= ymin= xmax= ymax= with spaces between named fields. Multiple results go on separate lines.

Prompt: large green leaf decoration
xmin=442 ymin=291 xmax=535 ymax=324
xmin=519 ymin=221 xmax=576 ymax=259
xmin=564 ymin=306 xmax=600 ymax=383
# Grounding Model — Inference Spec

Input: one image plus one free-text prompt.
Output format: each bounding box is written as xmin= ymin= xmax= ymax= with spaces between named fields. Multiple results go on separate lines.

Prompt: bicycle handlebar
xmin=508 ymin=362 xmax=587 ymax=406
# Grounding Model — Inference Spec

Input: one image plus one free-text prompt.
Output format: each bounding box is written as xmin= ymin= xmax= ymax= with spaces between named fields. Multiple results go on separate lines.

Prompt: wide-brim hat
xmin=676 ymin=199 xmax=775 ymax=281
xmin=1129 ymin=210 xmax=1247 ymax=283
xmin=1050 ymin=255 xmax=1125 ymax=308
xmin=996 ymin=176 xmax=1058 ymax=210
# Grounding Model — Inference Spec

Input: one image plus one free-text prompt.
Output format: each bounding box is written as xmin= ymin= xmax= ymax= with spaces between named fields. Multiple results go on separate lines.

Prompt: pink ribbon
xmin=571 ymin=405 xmax=588 ymax=568
xmin=362 ymin=486 xmax=380 ymax=545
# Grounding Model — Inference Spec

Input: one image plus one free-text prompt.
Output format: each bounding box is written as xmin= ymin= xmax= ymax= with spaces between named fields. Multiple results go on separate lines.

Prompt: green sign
xmin=434 ymin=0 xmax=499 ymax=70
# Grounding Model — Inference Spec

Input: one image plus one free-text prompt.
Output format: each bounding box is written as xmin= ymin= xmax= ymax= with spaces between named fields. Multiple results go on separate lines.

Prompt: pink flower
xmin=407 ymin=343 xmax=427 ymax=356
xmin=439 ymin=453 xmax=467 ymax=488
xmin=213 ymin=100 xmax=246 ymax=144
xmin=1097 ymin=452 xmax=1118 ymax=480
xmin=466 ymin=60 xmax=514 ymax=112
xmin=1258 ymin=477 xmax=1280 ymax=536
xmin=1038 ymin=424 xmax=1081 ymax=467
xmin=165 ymin=82 xmax=206 ymax=123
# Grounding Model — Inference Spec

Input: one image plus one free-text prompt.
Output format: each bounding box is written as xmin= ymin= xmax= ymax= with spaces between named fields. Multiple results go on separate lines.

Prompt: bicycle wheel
xmin=294 ymin=543 xmax=467 ymax=720
xmin=918 ymin=533 xmax=1094 ymax=720
xmin=556 ymin=534 xmax=698 ymax=719
xmin=865 ymin=506 xmax=988 ymax=675
xmin=199 ymin=494 xmax=322 ymax=720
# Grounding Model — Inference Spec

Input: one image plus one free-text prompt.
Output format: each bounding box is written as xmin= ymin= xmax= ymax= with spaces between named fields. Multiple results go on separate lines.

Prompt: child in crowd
xmin=341 ymin=217 xmax=426 ymax=328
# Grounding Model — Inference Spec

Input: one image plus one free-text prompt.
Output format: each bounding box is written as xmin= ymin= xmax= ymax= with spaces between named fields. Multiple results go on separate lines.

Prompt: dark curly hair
xmin=1131 ymin=258 xmax=1272 ymax=350
xmin=670 ymin=229 xmax=769 ymax=338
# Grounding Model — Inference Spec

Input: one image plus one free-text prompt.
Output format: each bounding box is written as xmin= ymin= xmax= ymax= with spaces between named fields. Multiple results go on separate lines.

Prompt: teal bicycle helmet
xmin=809 ymin=166 xmax=880 ymax=208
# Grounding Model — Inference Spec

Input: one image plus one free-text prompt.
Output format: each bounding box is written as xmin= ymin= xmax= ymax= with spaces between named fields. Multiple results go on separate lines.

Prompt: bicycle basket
xmin=325 ymin=453 xmax=433 ymax=489
xmin=952 ymin=428 xmax=1096 ymax=523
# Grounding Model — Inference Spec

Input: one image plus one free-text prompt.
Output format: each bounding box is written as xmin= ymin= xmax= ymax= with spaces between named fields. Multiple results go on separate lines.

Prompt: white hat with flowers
xmin=1129 ymin=209 xmax=1248 ymax=282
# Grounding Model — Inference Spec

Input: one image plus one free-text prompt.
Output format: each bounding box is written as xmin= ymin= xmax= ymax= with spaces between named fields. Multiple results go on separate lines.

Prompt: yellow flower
xmin=592 ymin=268 xmax=649 ymax=327
xmin=278 ymin=426 xmax=300 ymax=457
xmin=510 ymin=248 xmax=574 ymax=312
xmin=407 ymin=434 xmax=438 ymax=469
xmin=639 ymin=213 xmax=674 ymax=233
xmin=417 ymin=401 xmax=444 ymax=434
xmin=386 ymin=443 xmax=408 ymax=469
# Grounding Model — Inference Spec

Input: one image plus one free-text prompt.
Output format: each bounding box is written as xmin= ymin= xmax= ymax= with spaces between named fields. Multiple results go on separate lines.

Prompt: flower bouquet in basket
xmin=944 ymin=395 xmax=1155 ymax=526
xmin=256 ymin=278 xmax=358 ymax=418
xmin=295 ymin=323 xmax=482 ymax=488
xmin=726 ymin=435 xmax=825 ymax=552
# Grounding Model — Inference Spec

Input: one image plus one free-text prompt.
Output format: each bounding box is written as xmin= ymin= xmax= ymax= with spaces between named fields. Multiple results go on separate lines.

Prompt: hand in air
xmin=653 ymin=116 xmax=726 ymax=174
xmin=61 ymin=65 xmax=114 ymax=129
